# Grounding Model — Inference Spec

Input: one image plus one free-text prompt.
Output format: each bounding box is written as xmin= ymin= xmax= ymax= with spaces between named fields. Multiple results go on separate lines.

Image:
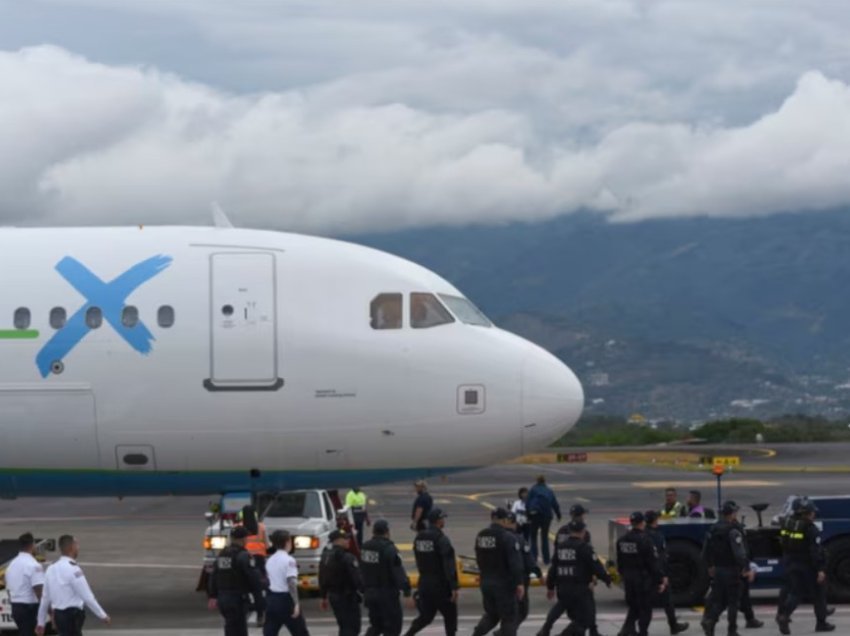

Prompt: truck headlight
xmin=204 ymin=536 xmax=228 ymax=551
xmin=293 ymin=535 xmax=320 ymax=550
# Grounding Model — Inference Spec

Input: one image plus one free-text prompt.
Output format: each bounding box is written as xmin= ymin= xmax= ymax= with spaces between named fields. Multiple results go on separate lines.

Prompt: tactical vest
xmin=706 ymin=522 xmax=737 ymax=567
xmin=214 ymin=544 xmax=250 ymax=593
xmin=780 ymin=517 xmax=810 ymax=556
xmin=475 ymin=525 xmax=509 ymax=582
xmin=555 ymin=536 xmax=590 ymax=585
xmin=321 ymin=545 xmax=356 ymax=594
xmin=414 ymin=528 xmax=446 ymax=582
xmin=360 ymin=537 xmax=394 ymax=589
xmin=617 ymin=529 xmax=645 ymax=571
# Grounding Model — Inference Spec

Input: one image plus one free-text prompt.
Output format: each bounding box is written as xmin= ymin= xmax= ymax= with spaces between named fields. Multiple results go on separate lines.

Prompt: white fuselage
xmin=0 ymin=227 xmax=583 ymax=497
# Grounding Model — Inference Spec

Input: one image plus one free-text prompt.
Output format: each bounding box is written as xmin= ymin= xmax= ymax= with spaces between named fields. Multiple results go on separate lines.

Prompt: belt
xmin=268 ymin=590 xmax=291 ymax=595
xmin=54 ymin=607 xmax=85 ymax=613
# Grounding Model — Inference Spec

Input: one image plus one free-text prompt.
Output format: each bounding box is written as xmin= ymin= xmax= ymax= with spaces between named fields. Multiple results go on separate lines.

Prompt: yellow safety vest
xmin=346 ymin=490 xmax=367 ymax=510
xmin=659 ymin=501 xmax=685 ymax=520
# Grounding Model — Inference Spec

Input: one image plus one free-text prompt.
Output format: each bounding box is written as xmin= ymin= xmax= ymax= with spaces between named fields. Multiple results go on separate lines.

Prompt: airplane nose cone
xmin=522 ymin=350 xmax=584 ymax=452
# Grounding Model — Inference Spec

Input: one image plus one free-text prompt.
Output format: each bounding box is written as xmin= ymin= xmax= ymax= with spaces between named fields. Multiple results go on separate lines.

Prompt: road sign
xmin=557 ymin=452 xmax=588 ymax=463
xmin=712 ymin=456 xmax=741 ymax=467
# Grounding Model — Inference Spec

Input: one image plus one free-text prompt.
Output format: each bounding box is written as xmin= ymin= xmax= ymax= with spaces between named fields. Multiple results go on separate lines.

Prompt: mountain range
xmin=351 ymin=210 xmax=850 ymax=421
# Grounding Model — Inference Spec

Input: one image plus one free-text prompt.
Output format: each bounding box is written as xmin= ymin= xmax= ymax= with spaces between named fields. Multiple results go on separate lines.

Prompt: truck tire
xmin=826 ymin=536 xmax=850 ymax=602
xmin=667 ymin=540 xmax=710 ymax=606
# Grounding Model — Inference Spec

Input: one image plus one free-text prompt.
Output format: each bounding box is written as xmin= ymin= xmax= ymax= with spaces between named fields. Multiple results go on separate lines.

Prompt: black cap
xmin=373 ymin=519 xmax=390 ymax=534
xmin=629 ymin=511 xmax=645 ymax=525
xmin=492 ymin=507 xmax=510 ymax=520
xmin=427 ymin=508 xmax=447 ymax=522
xmin=645 ymin=510 xmax=659 ymax=524
xmin=506 ymin=512 xmax=517 ymax=523
xmin=721 ymin=500 xmax=739 ymax=515
xmin=570 ymin=503 xmax=589 ymax=517
xmin=329 ymin=529 xmax=350 ymax=542
xmin=231 ymin=526 xmax=249 ymax=539
xmin=567 ymin=519 xmax=586 ymax=533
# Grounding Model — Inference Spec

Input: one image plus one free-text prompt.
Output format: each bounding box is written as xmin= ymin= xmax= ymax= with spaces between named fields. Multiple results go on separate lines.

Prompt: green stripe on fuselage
xmin=0 ymin=329 xmax=39 ymax=339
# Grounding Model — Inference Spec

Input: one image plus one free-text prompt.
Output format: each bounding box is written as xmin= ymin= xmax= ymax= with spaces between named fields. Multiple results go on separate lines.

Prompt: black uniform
xmin=547 ymin=535 xmax=610 ymax=636
xmin=539 ymin=524 xmax=599 ymax=636
xmin=405 ymin=526 xmax=459 ymax=636
xmin=360 ymin=536 xmax=411 ymax=636
xmin=777 ymin=516 xmax=829 ymax=626
xmin=701 ymin=520 xmax=748 ymax=635
xmin=320 ymin=544 xmax=365 ymax=636
xmin=646 ymin=525 xmax=683 ymax=632
xmin=617 ymin=528 xmax=662 ymax=636
xmin=208 ymin=544 xmax=266 ymax=636
xmin=471 ymin=523 xmax=524 ymax=636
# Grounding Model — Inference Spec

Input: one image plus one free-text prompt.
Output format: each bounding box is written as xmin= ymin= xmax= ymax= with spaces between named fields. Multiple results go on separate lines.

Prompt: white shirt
xmin=5 ymin=552 xmax=45 ymax=604
xmin=37 ymin=556 xmax=107 ymax=627
xmin=265 ymin=550 xmax=299 ymax=594
xmin=511 ymin=499 xmax=528 ymax=525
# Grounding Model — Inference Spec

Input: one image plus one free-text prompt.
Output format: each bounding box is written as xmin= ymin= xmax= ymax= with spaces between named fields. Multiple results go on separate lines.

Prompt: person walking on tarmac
xmin=208 ymin=526 xmax=266 ymax=636
xmin=493 ymin=511 xmax=540 ymax=636
xmin=404 ymin=508 xmax=459 ymax=636
xmin=471 ymin=507 xmax=525 ymax=636
xmin=5 ymin=532 xmax=45 ymax=636
xmin=616 ymin=511 xmax=665 ymax=636
xmin=700 ymin=501 xmax=752 ymax=636
xmin=346 ymin=488 xmax=370 ymax=547
xmin=775 ymin=499 xmax=834 ymax=634
xmin=320 ymin=529 xmax=364 ymax=636
xmin=527 ymin=475 xmax=562 ymax=565
xmin=264 ymin=530 xmax=310 ymax=636
xmin=36 ymin=535 xmax=110 ymax=636
xmin=537 ymin=504 xmax=600 ymax=636
xmin=644 ymin=511 xmax=689 ymax=635
xmin=546 ymin=519 xmax=611 ymax=636
xmin=360 ymin=520 xmax=412 ymax=636
xmin=410 ymin=481 xmax=433 ymax=532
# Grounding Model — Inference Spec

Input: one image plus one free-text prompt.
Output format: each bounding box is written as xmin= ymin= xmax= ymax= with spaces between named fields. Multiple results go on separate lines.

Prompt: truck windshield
xmin=263 ymin=492 xmax=323 ymax=519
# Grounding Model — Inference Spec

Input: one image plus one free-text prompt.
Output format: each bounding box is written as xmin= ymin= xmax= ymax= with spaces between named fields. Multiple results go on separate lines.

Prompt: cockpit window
xmin=411 ymin=293 xmax=455 ymax=329
xmin=439 ymin=294 xmax=492 ymax=327
xmin=370 ymin=293 xmax=402 ymax=330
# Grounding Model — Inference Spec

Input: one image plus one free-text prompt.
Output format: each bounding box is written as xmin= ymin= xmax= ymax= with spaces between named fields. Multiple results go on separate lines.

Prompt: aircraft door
xmin=204 ymin=252 xmax=283 ymax=391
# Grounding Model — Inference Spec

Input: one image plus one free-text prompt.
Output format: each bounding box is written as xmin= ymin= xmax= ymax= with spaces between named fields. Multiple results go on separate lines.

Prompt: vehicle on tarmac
xmin=201 ymin=489 xmax=351 ymax=587
xmin=608 ymin=495 xmax=850 ymax=606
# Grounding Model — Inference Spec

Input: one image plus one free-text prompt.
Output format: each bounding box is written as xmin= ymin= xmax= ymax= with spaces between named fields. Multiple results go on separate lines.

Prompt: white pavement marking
xmin=80 ymin=562 xmax=200 ymax=570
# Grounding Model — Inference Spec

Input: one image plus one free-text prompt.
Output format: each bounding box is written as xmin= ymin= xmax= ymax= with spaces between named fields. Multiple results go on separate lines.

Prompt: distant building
xmin=628 ymin=413 xmax=647 ymax=426
xmin=588 ymin=372 xmax=609 ymax=387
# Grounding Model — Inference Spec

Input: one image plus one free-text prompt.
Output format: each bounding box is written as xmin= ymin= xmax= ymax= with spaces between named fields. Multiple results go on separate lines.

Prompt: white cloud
xmin=2 ymin=1 xmax=850 ymax=232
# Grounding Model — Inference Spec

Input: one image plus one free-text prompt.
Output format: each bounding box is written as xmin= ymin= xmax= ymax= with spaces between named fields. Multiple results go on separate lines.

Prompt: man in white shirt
xmin=264 ymin=530 xmax=310 ymax=636
xmin=5 ymin=532 xmax=45 ymax=636
xmin=36 ymin=535 xmax=110 ymax=636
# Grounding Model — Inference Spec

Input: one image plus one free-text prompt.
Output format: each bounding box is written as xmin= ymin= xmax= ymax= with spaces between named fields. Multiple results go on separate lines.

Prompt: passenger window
xmin=410 ymin=293 xmax=454 ymax=329
xmin=49 ymin=307 xmax=67 ymax=330
xmin=157 ymin=305 xmax=175 ymax=328
xmin=14 ymin=307 xmax=31 ymax=330
xmin=86 ymin=307 xmax=102 ymax=329
xmin=122 ymin=306 xmax=139 ymax=328
xmin=370 ymin=293 xmax=402 ymax=330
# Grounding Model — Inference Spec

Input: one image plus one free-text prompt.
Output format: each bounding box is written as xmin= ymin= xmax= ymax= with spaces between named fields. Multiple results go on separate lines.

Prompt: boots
xmin=700 ymin=619 xmax=715 ymax=636
xmin=744 ymin=618 xmax=764 ymax=628
xmin=815 ymin=623 xmax=835 ymax=632
xmin=670 ymin=622 xmax=689 ymax=634
xmin=775 ymin=615 xmax=790 ymax=636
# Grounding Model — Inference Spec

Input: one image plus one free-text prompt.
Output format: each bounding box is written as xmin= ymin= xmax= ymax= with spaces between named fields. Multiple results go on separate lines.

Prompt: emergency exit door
xmin=204 ymin=252 xmax=283 ymax=391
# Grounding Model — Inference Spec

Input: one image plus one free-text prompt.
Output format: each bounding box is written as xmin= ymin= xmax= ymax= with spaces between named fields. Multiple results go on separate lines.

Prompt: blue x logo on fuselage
xmin=35 ymin=255 xmax=173 ymax=377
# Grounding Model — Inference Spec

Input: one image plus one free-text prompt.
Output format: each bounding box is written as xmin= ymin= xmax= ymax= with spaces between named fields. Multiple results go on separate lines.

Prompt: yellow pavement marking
xmin=632 ymin=480 xmax=780 ymax=488
xmin=396 ymin=543 xmax=414 ymax=551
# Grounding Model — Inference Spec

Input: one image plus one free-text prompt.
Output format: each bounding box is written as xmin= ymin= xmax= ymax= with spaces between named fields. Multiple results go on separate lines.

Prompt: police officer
xmin=264 ymin=530 xmax=309 ymax=636
xmin=360 ymin=520 xmax=412 ymax=636
xmin=547 ymin=519 xmax=611 ymax=636
xmin=495 ymin=511 xmax=540 ymax=636
xmin=616 ymin=511 xmax=665 ymax=636
xmin=775 ymin=499 xmax=834 ymax=634
xmin=538 ymin=504 xmax=599 ymax=636
xmin=5 ymin=532 xmax=45 ymax=636
xmin=208 ymin=526 xmax=266 ymax=636
xmin=644 ymin=511 xmax=689 ymax=635
xmin=405 ymin=508 xmax=458 ymax=636
xmin=471 ymin=508 xmax=525 ymax=636
xmin=320 ymin=529 xmax=364 ymax=636
xmin=700 ymin=501 xmax=751 ymax=636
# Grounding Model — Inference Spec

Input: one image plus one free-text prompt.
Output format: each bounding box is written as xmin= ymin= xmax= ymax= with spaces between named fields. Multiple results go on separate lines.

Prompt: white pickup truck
xmin=200 ymin=489 xmax=352 ymax=589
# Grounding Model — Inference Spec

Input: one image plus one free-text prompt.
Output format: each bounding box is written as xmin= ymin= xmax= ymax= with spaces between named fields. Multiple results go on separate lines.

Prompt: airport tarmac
xmin=2 ymin=447 xmax=849 ymax=635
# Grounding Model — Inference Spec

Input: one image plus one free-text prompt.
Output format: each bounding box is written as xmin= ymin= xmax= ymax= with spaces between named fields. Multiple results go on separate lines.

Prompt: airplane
xmin=0 ymin=226 xmax=583 ymax=498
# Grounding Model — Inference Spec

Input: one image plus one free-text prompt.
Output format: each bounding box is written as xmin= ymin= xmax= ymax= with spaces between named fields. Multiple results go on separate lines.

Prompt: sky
xmin=2 ymin=0 xmax=850 ymax=233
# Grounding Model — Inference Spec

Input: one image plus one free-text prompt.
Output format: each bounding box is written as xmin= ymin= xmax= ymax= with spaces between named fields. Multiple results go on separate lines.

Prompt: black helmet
xmin=570 ymin=503 xmax=589 ymax=517
xmin=720 ymin=500 xmax=739 ymax=515
xmin=798 ymin=499 xmax=819 ymax=515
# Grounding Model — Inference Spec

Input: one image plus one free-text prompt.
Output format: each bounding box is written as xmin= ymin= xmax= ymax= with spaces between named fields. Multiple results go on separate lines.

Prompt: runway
xmin=2 ymin=446 xmax=849 ymax=635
